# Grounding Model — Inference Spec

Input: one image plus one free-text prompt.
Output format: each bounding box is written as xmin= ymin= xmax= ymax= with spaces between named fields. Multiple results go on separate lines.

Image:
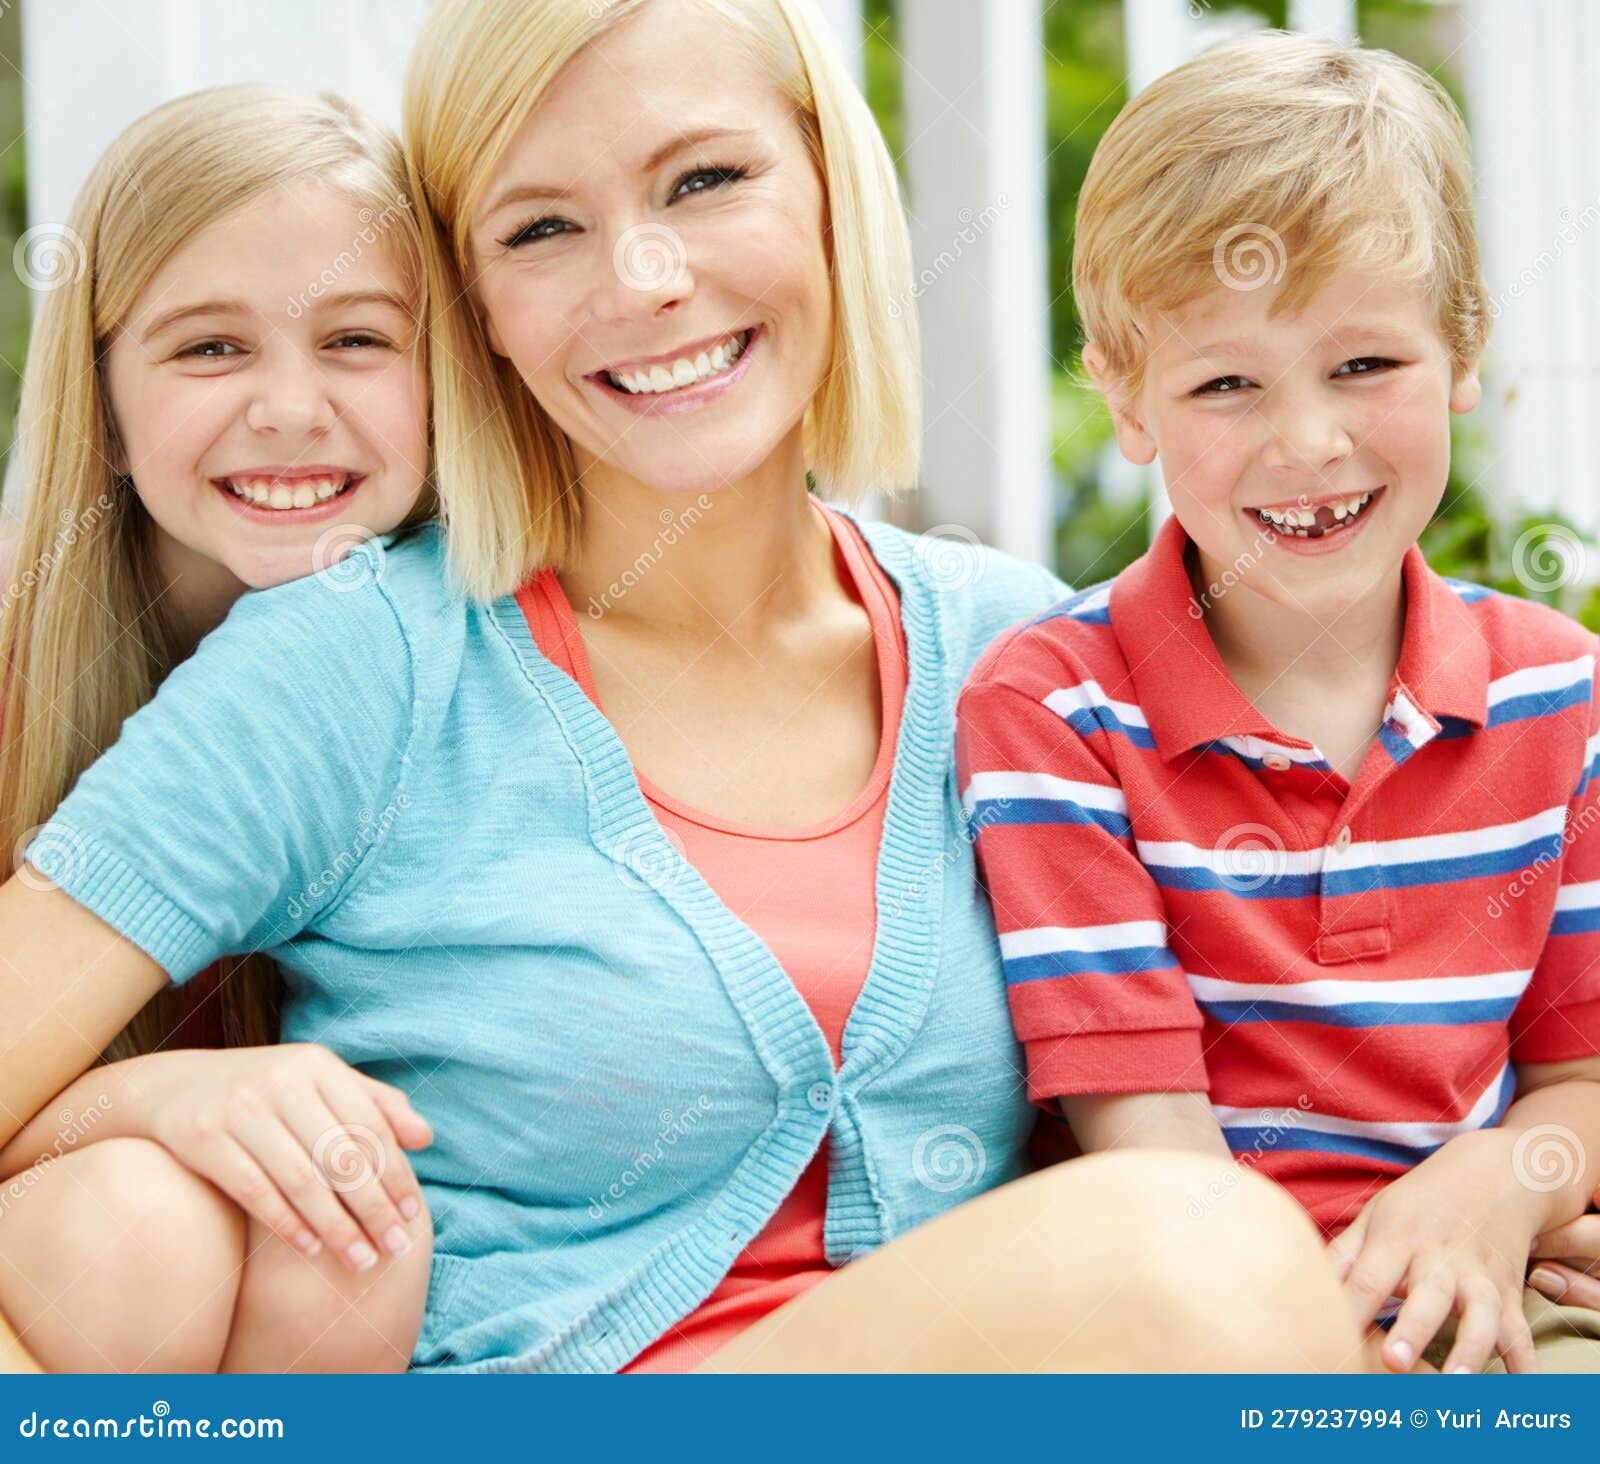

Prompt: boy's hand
xmin=1326 ymin=1129 xmax=1546 ymax=1374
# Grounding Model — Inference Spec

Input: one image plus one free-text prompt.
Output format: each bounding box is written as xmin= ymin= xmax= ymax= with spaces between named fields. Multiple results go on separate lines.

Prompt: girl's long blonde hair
xmin=403 ymin=0 xmax=922 ymax=602
xmin=0 ymin=84 xmax=431 ymax=1063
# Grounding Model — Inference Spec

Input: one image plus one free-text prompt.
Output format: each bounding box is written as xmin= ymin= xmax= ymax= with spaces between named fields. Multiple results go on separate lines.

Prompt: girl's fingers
xmin=1382 ymin=1267 xmax=1454 ymax=1373
xmin=277 ymin=1085 xmax=414 ymax=1265
xmin=1439 ymin=1279 xmax=1500 ymax=1375
xmin=1529 ymin=1262 xmax=1600 ymax=1311
xmin=185 ymin=1132 xmax=321 ymax=1259
xmin=1343 ymin=1244 xmax=1408 ymax=1333
xmin=230 ymin=1105 xmax=383 ymax=1271
xmin=1529 ymin=1215 xmax=1600 ymax=1262
xmin=362 ymin=1076 xmax=433 ymax=1150
xmin=315 ymin=1075 xmax=426 ymax=1234
xmin=1497 ymin=1294 xmax=1539 ymax=1375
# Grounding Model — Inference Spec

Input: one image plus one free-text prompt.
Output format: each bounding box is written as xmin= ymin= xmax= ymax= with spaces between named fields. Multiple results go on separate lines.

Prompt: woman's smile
xmin=586 ymin=323 xmax=764 ymax=416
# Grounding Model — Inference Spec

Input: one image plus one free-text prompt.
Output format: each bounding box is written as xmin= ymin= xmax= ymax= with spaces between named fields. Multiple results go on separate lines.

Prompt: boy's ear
xmin=1082 ymin=343 xmax=1157 ymax=467
xmin=1449 ymin=360 xmax=1482 ymax=414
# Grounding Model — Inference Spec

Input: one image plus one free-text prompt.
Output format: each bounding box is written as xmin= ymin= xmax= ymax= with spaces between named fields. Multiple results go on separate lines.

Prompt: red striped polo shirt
xmin=954 ymin=515 xmax=1600 ymax=1233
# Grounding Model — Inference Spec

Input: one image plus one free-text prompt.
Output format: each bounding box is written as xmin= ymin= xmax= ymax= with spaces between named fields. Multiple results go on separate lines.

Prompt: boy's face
xmin=1089 ymin=269 xmax=1480 ymax=624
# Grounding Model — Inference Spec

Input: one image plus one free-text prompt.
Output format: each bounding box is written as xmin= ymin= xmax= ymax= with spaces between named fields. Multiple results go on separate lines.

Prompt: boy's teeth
xmin=1254 ymin=490 xmax=1374 ymax=538
xmin=607 ymin=329 xmax=750 ymax=395
xmin=226 ymin=474 xmax=351 ymax=510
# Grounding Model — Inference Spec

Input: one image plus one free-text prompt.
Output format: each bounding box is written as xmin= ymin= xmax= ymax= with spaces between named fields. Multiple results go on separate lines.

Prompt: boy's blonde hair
xmin=0 ymin=85 xmax=431 ymax=1063
xmin=403 ymin=0 xmax=921 ymax=602
xmin=1074 ymin=30 xmax=1490 ymax=400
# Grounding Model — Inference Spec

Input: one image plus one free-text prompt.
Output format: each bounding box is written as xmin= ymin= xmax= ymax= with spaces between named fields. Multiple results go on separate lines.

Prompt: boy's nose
xmin=1260 ymin=397 xmax=1354 ymax=474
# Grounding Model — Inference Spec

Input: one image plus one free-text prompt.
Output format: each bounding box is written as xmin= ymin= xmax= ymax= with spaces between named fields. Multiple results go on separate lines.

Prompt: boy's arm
xmin=1504 ymin=1055 xmax=1600 ymax=1238
xmin=1059 ymin=1091 xmax=1232 ymax=1157
xmin=955 ymin=665 xmax=1214 ymax=1154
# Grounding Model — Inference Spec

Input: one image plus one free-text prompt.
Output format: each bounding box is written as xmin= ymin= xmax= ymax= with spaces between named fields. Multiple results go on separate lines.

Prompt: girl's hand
xmin=127 ymin=1043 xmax=432 ymax=1271
xmin=1529 ymin=1191 xmax=1600 ymax=1310
xmin=1325 ymin=1129 xmax=1546 ymax=1375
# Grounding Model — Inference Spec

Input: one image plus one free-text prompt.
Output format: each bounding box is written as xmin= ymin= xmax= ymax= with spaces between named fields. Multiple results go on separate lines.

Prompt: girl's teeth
xmin=607 ymin=329 xmax=750 ymax=395
xmin=227 ymin=475 xmax=351 ymax=510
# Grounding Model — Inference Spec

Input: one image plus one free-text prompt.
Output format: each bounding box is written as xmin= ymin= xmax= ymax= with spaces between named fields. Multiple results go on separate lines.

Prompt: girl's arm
xmin=0 ymin=874 xmax=169 ymax=1372
xmin=1059 ymin=1091 xmax=1233 ymax=1157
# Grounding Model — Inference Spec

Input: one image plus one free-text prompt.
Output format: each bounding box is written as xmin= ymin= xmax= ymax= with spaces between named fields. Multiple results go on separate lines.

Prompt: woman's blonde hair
xmin=1074 ymin=29 xmax=1491 ymax=401
xmin=0 ymin=84 xmax=432 ymax=1064
xmin=403 ymin=0 xmax=921 ymax=601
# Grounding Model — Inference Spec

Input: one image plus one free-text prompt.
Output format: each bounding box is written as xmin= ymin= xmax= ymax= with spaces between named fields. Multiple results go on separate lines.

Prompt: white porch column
xmin=898 ymin=0 xmax=1052 ymax=567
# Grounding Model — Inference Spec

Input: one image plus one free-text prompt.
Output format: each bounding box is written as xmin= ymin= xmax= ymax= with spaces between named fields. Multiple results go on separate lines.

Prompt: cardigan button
xmin=806 ymin=1081 xmax=835 ymax=1113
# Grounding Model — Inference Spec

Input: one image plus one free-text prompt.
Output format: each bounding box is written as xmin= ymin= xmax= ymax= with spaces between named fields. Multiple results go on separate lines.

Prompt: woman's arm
xmin=1059 ymin=1092 xmax=1233 ymax=1157
xmin=0 ymin=873 xmax=170 ymax=1371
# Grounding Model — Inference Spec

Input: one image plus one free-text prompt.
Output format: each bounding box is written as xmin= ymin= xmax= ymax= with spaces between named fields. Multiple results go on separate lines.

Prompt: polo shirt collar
xmin=1108 ymin=515 xmax=1489 ymax=760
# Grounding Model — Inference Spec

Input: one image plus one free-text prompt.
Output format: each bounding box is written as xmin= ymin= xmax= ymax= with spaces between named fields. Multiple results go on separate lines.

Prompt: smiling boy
xmin=956 ymin=31 xmax=1600 ymax=1374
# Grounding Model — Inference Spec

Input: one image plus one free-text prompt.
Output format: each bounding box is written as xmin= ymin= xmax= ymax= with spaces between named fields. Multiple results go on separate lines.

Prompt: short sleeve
xmin=24 ymin=570 xmax=414 ymax=984
xmin=955 ymin=672 xmax=1207 ymax=1104
xmin=1514 ymin=657 xmax=1600 ymax=1063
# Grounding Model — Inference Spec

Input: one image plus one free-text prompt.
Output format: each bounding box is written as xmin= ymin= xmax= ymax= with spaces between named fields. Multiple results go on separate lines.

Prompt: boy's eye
xmin=1193 ymin=375 xmax=1253 ymax=397
xmin=1334 ymin=356 xmax=1398 ymax=377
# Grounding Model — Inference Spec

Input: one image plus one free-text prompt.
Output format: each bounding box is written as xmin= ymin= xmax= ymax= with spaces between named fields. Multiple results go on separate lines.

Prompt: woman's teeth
xmin=225 ymin=474 xmax=353 ymax=510
xmin=1254 ymin=490 xmax=1376 ymax=538
xmin=603 ymin=328 xmax=752 ymax=395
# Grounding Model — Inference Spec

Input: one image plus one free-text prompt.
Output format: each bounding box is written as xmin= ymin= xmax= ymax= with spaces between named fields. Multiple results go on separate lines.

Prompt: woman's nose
xmin=591 ymin=221 xmax=694 ymax=323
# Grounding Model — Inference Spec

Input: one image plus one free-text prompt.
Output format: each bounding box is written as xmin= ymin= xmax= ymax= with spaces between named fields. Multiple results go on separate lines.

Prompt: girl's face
xmin=468 ymin=0 xmax=833 ymax=498
xmin=104 ymin=181 xmax=430 ymax=592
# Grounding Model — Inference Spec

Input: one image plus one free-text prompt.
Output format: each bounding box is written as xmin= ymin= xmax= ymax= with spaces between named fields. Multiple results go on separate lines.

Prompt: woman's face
xmin=104 ymin=180 xmax=430 ymax=593
xmin=469 ymin=0 xmax=834 ymax=498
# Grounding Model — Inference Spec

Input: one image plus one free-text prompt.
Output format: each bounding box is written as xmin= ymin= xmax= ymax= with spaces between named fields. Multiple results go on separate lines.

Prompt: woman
xmin=0 ymin=0 xmax=1360 ymax=1374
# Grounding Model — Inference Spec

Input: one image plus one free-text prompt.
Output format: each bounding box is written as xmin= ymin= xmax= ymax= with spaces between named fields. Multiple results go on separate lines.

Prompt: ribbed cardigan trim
xmin=478 ymin=507 xmax=951 ymax=1372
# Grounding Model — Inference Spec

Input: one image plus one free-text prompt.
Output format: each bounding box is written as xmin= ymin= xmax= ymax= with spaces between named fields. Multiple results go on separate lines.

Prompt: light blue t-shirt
xmin=29 ymin=508 xmax=1072 ymax=1372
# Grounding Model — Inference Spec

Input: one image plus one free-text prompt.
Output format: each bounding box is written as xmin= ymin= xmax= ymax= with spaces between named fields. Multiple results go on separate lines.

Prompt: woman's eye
xmin=669 ymin=164 xmax=748 ymax=201
xmin=179 ymin=340 xmax=241 ymax=360
xmin=500 ymin=216 xmax=573 ymax=249
xmin=1334 ymin=356 xmax=1398 ymax=377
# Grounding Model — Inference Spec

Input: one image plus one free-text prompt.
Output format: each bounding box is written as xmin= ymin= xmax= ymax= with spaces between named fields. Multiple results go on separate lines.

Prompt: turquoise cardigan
xmin=30 ymin=507 xmax=1071 ymax=1373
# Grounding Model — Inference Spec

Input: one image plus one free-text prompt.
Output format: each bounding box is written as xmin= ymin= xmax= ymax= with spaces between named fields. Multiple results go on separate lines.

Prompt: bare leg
xmin=697 ymin=1150 xmax=1364 ymax=1373
xmin=0 ymin=1137 xmax=429 ymax=1373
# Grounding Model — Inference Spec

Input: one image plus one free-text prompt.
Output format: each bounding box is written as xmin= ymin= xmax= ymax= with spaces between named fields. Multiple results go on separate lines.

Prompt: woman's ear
xmin=1083 ymin=343 xmax=1157 ymax=467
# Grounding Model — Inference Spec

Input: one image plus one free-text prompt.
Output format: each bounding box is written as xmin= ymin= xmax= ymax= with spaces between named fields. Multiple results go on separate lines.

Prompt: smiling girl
xmin=0 ymin=85 xmax=437 ymax=1371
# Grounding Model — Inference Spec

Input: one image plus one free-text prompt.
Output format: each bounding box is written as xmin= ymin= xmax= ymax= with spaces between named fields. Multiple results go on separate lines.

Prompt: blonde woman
xmin=0 ymin=86 xmax=438 ymax=1372
xmin=0 ymin=2 xmax=1361 ymax=1374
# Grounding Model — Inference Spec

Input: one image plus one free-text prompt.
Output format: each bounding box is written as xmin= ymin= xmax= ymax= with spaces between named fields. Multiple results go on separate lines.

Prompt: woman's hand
xmin=1529 ymin=1194 xmax=1600 ymax=1309
xmin=1326 ymin=1129 xmax=1546 ymax=1374
xmin=126 ymin=1043 xmax=432 ymax=1271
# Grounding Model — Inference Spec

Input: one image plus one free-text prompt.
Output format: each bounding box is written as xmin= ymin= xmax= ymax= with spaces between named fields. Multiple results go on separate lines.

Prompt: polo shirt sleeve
xmin=955 ymin=672 xmax=1207 ymax=1105
xmin=1514 ymin=658 xmax=1600 ymax=1063
xmin=22 ymin=571 xmax=414 ymax=985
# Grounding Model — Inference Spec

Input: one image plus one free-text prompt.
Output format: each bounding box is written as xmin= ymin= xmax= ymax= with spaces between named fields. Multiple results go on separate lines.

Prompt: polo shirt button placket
xmin=1263 ymin=753 xmax=1291 ymax=772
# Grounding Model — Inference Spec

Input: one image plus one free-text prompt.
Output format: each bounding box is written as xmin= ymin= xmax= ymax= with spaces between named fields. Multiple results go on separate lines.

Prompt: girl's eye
xmin=1334 ymin=356 xmax=1398 ymax=377
xmin=327 ymin=332 xmax=389 ymax=350
xmin=669 ymin=163 xmax=748 ymax=201
xmin=179 ymin=340 xmax=241 ymax=360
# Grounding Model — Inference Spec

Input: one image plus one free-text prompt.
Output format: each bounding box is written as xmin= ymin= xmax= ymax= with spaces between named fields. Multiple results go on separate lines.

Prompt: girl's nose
xmin=244 ymin=356 xmax=336 ymax=436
